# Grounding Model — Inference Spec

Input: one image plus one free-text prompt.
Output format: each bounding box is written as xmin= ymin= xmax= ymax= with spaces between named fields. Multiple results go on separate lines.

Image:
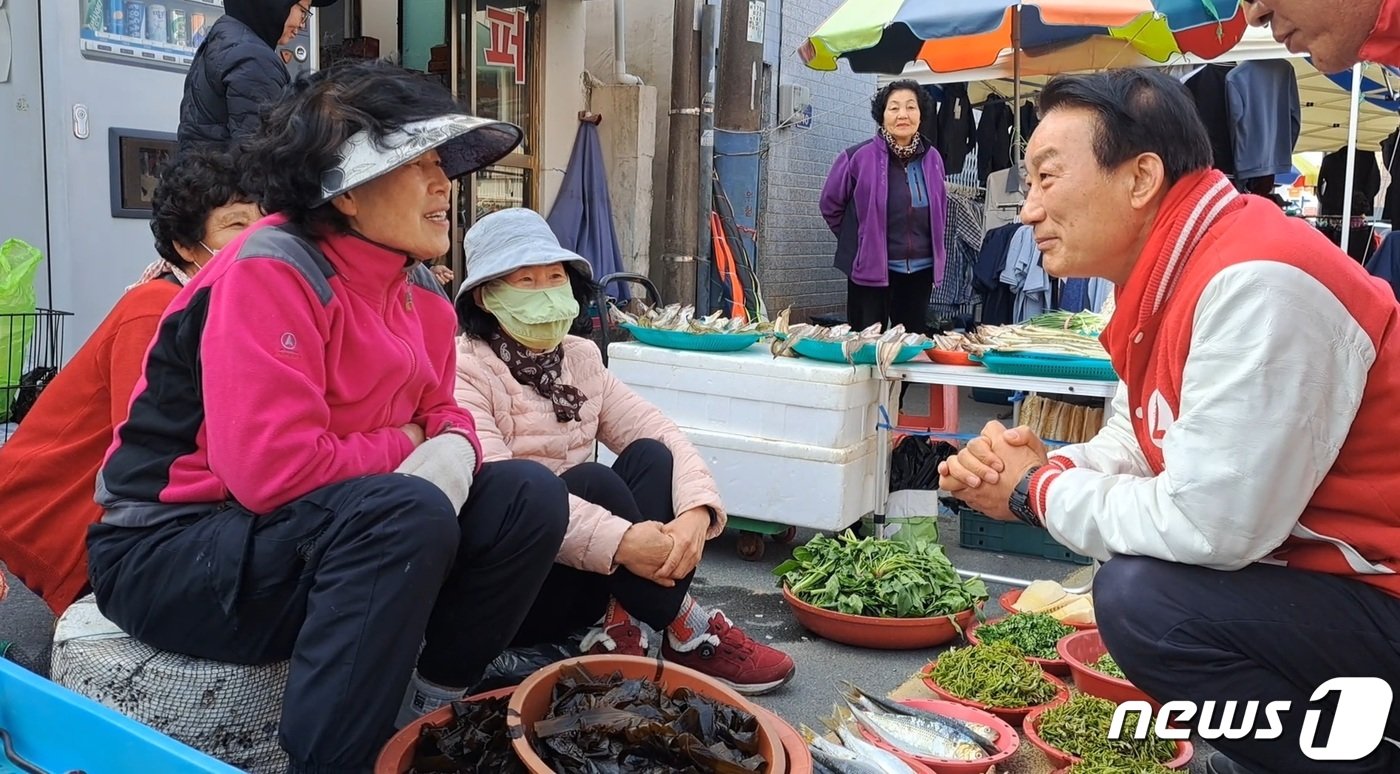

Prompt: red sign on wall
xmin=484 ymin=8 xmax=528 ymax=85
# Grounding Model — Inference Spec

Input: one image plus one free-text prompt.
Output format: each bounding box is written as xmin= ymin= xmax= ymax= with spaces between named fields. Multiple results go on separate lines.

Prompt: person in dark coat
xmin=177 ymin=0 xmax=336 ymax=150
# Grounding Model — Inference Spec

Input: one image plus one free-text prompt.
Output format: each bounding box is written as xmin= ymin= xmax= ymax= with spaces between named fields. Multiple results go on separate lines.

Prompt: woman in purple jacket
xmin=820 ymin=79 xmax=948 ymax=332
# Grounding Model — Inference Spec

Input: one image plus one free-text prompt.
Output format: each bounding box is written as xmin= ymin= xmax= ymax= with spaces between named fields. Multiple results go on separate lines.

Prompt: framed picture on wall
xmin=109 ymin=128 xmax=176 ymax=219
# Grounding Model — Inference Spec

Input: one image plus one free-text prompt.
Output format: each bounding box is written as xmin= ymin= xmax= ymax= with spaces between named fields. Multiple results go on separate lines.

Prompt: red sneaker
xmin=580 ymin=621 xmax=647 ymax=657
xmin=662 ymin=612 xmax=795 ymax=695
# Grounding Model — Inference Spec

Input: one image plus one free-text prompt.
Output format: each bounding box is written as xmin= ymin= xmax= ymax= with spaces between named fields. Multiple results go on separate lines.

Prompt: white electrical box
xmin=778 ymin=83 xmax=812 ymax=129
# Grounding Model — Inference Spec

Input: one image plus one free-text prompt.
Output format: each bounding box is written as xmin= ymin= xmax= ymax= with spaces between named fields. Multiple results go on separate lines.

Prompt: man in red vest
xmin=942 ymin=69 xmax=1400 ymax=774
xmin=1242 ymin=0 xmax=1399 ymax=72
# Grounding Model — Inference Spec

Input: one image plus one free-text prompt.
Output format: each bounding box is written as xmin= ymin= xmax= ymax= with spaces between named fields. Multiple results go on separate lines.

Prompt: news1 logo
xmin=1109 ymin=678 xmax=1396 ymax=761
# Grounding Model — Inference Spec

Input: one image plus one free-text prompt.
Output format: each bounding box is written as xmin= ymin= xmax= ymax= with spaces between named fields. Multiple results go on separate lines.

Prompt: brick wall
xmin=755 ymin=0 xmax=875 ymax=323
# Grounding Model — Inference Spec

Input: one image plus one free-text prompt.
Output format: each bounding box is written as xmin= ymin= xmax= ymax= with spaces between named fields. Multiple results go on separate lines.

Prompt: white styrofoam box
xmin=606 ymin=342 xmax=881 ymax=449
xmin=600 ymin=426 xmax=876 ymax=532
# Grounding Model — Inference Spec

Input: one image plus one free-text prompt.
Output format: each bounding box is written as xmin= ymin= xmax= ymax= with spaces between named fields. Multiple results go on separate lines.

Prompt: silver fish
xmin=800 ymin=724 xmax=885 ymax=774
xmin=838 ymin=681 xmax=999 ymax=752
xmin=823 ymin=706 xmax=918 ymax=774
xmin=845 ymin=701 xmax=986 ymax=762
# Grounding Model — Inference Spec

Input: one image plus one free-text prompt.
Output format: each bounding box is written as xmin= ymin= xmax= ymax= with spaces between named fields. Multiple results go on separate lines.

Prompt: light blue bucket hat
xmin=457 ymin=209 xmax=594 ymax=306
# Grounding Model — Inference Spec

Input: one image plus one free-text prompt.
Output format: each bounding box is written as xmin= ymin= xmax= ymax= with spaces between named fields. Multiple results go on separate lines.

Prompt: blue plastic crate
xmin=0 ymin=658 xmax=241 ymax=773
xmin=974 ymin=351 xmax=1118 ymax=381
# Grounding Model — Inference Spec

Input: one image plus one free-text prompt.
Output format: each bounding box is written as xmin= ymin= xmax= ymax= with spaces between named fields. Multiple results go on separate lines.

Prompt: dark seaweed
xmin=409 ymin=695 xmax=526 ymax=773
xmin=531 ymin=664 xmax=769 ymax=773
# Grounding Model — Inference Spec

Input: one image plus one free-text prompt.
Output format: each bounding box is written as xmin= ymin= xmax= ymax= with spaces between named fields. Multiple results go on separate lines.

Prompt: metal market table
xmin=875 ymin=361 xmax=1119 ymax=592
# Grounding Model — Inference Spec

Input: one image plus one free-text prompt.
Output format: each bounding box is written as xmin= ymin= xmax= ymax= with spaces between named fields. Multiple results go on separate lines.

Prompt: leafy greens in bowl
xmin=773 ymin=531 xmax=987 ymax=619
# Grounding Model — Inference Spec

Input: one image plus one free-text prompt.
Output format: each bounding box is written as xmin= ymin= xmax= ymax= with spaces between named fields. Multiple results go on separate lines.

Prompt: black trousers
xmin=509 ymin=439 xmax=693 ymax=647
xmin=86 ymin=461 xmax=568 ymax=774
xmin=1095 ymin=556 xmax=1400 ymax=774
xmin=846 ymin=268 xmax=934 ymax=334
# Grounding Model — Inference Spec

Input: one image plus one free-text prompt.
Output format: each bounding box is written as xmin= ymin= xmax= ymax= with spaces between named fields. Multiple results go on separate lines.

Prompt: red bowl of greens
xmin=921 ymin=642 xmax=1070 ymax=725
xmin=774 ymin=531 xmax=988 ymax=650
xmin=1023 ymin=695 xmax=1192 ymax=769
xmin=998 ymin=589 xmax=1096 ymax=629
xmin=376 ymin=686 xmax=517 ymax=773
xmin=1057 ymin=629 xmax=1159 ymax=708
xmin=965 ymin=614 xmax=1074 ymax=676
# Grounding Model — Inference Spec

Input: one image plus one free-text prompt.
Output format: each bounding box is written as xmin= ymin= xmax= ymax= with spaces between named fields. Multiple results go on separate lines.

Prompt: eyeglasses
xmin=296 ymin=3 xmax=313 ymax=20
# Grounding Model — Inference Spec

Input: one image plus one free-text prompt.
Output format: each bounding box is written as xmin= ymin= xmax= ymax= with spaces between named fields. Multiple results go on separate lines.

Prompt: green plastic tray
xmin=974 ymin=351 xmax=1118 ymax=381
xmin=957 ymin=508 xmax=1092 ymax=565
xmin=620 ymin=323 xmax=762 ymax=352
xmin=789 ymin=337 xmax=932 ymax=365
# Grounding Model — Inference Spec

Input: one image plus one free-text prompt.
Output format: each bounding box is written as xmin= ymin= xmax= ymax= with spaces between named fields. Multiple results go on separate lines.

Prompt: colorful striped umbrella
xmin=802 ymin=0 xmax=1246 ymax=75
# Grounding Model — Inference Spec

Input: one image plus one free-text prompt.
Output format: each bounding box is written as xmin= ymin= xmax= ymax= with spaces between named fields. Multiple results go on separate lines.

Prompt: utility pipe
xmin=614 ymin=0 xmax=644 ymax=85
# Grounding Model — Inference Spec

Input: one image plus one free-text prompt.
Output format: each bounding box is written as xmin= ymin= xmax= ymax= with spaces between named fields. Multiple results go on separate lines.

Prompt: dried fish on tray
xmin=608 ymin=302 xmax=775 ymax=335
xmin=409 ymin=695 xmax=526 ymax=774
xmin=771 ymin=322 xmax=932 ymax=375
xmin=530 ymin=663 xmax=768 ymax=774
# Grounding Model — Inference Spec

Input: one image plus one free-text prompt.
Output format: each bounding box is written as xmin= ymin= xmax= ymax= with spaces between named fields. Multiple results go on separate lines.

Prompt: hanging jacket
xmin=1226 ymin=60 xmax=1300 ymax=180
xmin=1032 ymin=170 xmax=1400 ymax=600
xmin=935 ymin=83 xmax=975 ymax=175
xmin=1019 ymin=101 xmax=1039 ymax=145
xmin=820 ymin=136 xmax=948 ymax=287
xmin=1184 ymin=64 xmax=1236 ymax=176
xmin=1318 ymin=146 xmax=1382 ymax=217
xmin=977 ymin=98 xmax=1015 ymax=184
xmin=177 ymin=0 xmax=296 ymax=150
xmin=454 ymin=336 xmax=725 ymax=574
xmin=97 ymin=214 xmax=479 ymax=523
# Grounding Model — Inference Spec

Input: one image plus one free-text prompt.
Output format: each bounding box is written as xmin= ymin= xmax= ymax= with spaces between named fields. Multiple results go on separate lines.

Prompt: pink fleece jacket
xmin=454 ymin=335 xmax=726 ymax=574
xmin=99 ymin=214 xmax=480 ymax=520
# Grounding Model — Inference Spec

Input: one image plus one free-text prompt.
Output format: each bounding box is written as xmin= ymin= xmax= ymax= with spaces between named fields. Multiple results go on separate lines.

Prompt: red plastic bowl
xmin=855 ymin=698 xmax=1019 ymax=773
xmin=1056 ymin=629 xmax=1160 ymax=708
xmin=758 ymin=706 xmax=813 ymax=774
xmin=927 ymin=349 xmax=979 ymax=366
xmin=375 ymin=686 xmax=516 ymax=774
xmin=1023 ymin=703 xmax=1194 ymax=769
xmin=998 ymin=589 xmax=1096 ymax=630
xmin=782 ymin=586 xmax=977 ymax=650
xmin=965 ymin=617 xmax=1072 ymax=676
xmin=921 ymin=660 xmax=1070 ymax=725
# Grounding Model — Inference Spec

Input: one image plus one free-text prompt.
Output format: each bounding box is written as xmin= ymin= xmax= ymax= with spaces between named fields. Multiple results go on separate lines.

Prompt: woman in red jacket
xmin=0 ymin=147 xmax=258 ymax=615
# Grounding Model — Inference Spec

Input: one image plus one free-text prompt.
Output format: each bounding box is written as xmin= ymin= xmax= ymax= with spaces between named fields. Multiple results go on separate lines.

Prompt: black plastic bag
xmin=889 ymin=437 xmax=957 ymax=491
xmin=468 ymin=628 xmax=589 ymax=693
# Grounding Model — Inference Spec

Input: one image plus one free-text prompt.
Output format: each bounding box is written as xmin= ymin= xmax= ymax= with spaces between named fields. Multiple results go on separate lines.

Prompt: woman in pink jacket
xmin=454 ymin=208 xmax=795 ymax=695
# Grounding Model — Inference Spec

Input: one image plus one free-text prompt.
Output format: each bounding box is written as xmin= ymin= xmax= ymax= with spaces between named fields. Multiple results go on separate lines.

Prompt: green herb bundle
xmin=773 ymin=531 xmax=987 ymax=619
xmin=974 ymin=613 xmax=1073 ymax=660
xmin=1068 ymin=751 xmax=1175 ymax=773
xmin=927 ymin=641 xmax=1059 ymax=708
xmin=1092 ymin=653 xmax=1126 ymax=679
xmin=1036 ymin=695 xmax=1177 ymax=764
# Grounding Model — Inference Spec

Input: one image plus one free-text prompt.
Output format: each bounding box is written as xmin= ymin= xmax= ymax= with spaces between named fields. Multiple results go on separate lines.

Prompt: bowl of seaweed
xmin=375 ymin=687 xmax=520 ymax=773
xmin=508 ymin=654 xmax=785 ymax=773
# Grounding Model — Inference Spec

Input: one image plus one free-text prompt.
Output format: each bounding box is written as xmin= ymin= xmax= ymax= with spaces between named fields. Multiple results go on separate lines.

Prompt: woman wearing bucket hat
xmin=87 ymin=62 xmax=567 ymax=773
xmin=453 ymin=208 xmax=796 ymax=696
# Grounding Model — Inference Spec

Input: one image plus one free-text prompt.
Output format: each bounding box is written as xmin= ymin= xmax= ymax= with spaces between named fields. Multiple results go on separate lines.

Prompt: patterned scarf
xmin=487 ymin=331 xmax=588 ymax=422
xmin=880 ymin=127 xmax=924 ymax=160
xmin=127 ymin=259 xmax=193 ymax=291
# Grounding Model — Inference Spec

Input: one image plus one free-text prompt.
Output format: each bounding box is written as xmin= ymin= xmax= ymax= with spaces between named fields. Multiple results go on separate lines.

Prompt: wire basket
xmin=2 ymin=309 xmax=72 ymax=442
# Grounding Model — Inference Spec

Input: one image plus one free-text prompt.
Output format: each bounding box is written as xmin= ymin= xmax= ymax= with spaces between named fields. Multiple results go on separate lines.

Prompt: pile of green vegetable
xmin=1067 ymin=751 xmax=1175 ymax=773
xmin=1092 ymin=653 xmax=1126 ymax=679
xmin=926 ymin=641 xmax=1059 ymax=708
xmin=973 ymin=613 xmax=1073 ymax=660
xmin=1035 ymin=695 xmax=1177 ymax=764
xmin=774 ymin=531 xmax=987 ymax=619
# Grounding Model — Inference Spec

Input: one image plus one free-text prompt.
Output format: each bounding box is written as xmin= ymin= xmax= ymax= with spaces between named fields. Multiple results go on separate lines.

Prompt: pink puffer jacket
xmin=454 ymin=335 xmax=727 ymax=573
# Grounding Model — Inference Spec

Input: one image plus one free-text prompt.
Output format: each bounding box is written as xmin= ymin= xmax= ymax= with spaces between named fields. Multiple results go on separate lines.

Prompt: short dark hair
xmin=238 ymin=60 xmax=465 ymax=234
xmin=150 ymin=147 xmax=248 ymax=267
xmin=456 ymin=262 xmax=599 ymax=340
xmin=870 ymin=79 xmax=936 ymax=139
xmin=1037 ymin=69 xmax=1213 ymax=185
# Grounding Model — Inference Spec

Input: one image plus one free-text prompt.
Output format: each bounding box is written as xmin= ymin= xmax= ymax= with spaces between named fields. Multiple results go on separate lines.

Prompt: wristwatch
xmin=1008 ymin=465 xmax=1044 ymax=528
